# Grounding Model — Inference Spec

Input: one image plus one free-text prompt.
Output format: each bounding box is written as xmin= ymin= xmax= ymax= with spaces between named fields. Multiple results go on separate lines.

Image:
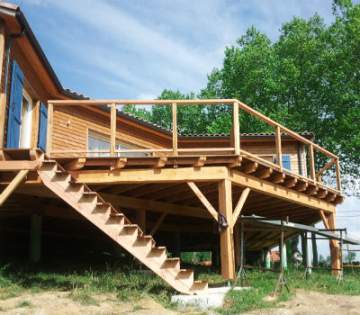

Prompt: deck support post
xmin=311 ymin=231 xmax=318 ymax=267
xmin=320 ymin=211 xmax=341 ymax=275
xmin=233 ymin=222 xmax=240 ymax=269
xmin=29 ymin=214 xmax=42 ymax=263
xmin=218 ymin=179 xmax=235 ymax=280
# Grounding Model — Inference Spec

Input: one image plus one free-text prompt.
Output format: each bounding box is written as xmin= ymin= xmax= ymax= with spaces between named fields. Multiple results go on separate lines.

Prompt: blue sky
xmin=13 ymin=0 xmax=360 ymax=258
xmin=16 ymin=0 xmax=337 ymax=99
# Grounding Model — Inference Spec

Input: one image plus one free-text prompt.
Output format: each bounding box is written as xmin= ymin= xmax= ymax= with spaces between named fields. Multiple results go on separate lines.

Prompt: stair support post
xmin=29 ymin=214 xmax=42 ymax=263
xmin=218 ymin=179 xmax=235 ymax=280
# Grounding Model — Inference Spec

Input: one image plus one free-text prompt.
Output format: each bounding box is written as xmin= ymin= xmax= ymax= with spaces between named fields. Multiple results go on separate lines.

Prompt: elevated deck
xmin=0 ymin=98 xmax=344 ymax=288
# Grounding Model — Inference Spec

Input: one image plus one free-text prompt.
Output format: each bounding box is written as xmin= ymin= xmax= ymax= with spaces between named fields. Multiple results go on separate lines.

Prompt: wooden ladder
xmin=37 ymin=159 xmax=208 ymax=295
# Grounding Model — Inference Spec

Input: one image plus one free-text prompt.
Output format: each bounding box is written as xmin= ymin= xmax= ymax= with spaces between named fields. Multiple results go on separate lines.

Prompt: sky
xmin=11 ymin=0 xmax=360 ymax=258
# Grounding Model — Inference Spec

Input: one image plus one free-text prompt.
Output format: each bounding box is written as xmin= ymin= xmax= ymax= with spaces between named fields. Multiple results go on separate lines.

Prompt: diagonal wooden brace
xmin=0 ymin=169 xmax=29 ymax=206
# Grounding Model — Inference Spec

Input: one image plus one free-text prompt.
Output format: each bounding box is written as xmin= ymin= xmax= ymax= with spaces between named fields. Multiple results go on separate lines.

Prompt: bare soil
xmin=244 ymin=289 xmax=360 ymax=315
xmin=0 ymin=290 xmax=177 ymax=315
xmin=0 ymin=289 xmax=359 ymax=315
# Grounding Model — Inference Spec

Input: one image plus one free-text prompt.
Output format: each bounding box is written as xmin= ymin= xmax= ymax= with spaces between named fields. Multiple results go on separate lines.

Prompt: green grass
xmin=0 ymin=259 xmax=359 ymax=314
xmin=16 ymin=300 xmax=32 ymax=308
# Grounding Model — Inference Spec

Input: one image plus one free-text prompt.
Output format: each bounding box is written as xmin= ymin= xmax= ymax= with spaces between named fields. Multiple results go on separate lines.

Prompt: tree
xmin=124 ymin=1 xmax=360 ymax=193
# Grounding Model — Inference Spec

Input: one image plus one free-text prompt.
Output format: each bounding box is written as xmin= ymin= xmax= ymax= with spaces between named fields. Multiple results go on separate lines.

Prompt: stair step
xmin=176 ymin=269 xmax=194 ymax=280
xmin=79 ymin=192 xmax=98 ymax=204
xmin=52 ymin=170 xmax=70 ymax=181
xmin=133 ymin=235 xmax=155 ymax=252
xmin=65 ymin=182 xmax=84 ymax=193
xmin=190 ymin=280 xmax=208 ymax=292
xmin=106 ymin=213 xmax=125 ymax=226
xmin=40 ymin=160 xmax=58 ymax=171
xmin=147 ymin=246 xmax=167 ymax=262
xmin=161 ymin=257 xmax=180 ymax=270
xmin=119 ymin=224 xmax=139 ymax=235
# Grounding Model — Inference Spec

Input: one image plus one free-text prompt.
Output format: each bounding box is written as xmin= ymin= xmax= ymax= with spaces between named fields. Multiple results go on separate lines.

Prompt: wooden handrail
xmin=47 ymin=98 xmax=341 ymax=192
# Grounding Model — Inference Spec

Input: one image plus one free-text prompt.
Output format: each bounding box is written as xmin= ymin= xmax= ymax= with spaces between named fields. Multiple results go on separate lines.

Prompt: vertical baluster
xmin=233 ymin=101 xmax=240 ymax=155
xmin=46 ymin=103 xmax=53 ymax=156
xmin=110 ymin=103 xmax=116 ymax=156
xmin=275 ymin=125 xmax=282 ymax=170
xmin=172 ymin=102 xmax=178 ymax=156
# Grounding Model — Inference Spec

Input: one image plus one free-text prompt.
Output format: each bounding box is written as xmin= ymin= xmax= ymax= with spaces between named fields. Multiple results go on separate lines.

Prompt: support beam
xmin=64 ymin=158 xmax=86 ymax=171
xmin=0 ymin=170 xmax=29 ymax=206
xmin=230 ymin=170 xmax=336 ymax=213
xmin=29 ymin=214 xmax=42 ymax=263
xmin=100 ymin=193 xmax=211 ymax=219
xmin=232 ymin=188 xmax=250 ymax=227
xmin=187 ymin=181 xmax=218 ymax=221
xmin=73 ymin=166 xmax=228 ymax=184
xmin=150 ymin=212 xmax=167 ymax=236
xmin=218 ymin=179 xmax=235 ymax=280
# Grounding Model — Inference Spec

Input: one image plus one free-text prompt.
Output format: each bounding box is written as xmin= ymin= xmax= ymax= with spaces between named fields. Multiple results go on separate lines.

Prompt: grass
xmin=0 ymin=257 xmax=359 ymax=314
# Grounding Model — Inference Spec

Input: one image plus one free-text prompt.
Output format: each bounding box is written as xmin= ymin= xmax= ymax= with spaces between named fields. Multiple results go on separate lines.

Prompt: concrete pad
xmin=171 ymin=286 xmax=250 ymax=309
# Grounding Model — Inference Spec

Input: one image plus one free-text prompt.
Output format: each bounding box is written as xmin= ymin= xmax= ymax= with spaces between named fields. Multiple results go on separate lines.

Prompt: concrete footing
xmin=171 ymin=286 xmax=250 ymax=309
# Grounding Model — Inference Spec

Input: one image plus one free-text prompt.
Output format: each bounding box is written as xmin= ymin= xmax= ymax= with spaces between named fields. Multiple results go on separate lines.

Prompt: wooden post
xmin=29 ymin=214 xmax=42 ymax=263
xmin=311 ymin=232 xmax=318 ymax=267
xmin=233 ymin=101 xmax=240 ymax=155
xmin=218 ymin=179 xmax=235 ymax=279
xmin=335 ymin=158 xmax=341 ymax=191
xmin=110 ymin=103 xmax=116 ymax=156
xmin=275 ymin=125 xmax=282 ymax=170
xmin=172 ymin=102 xmax=178 ymax=156
xmin=0 ymin=22 xmax=6 ymax=148
xmin=46 ymin=103 xmax=54 ymax=156
xmin=320 ymin=211 xmax=341 ymax=276
xmin=234 ymin=222 xmax=240 ymax=269
xmin=309 ymin=144 xmax=316 ymax=181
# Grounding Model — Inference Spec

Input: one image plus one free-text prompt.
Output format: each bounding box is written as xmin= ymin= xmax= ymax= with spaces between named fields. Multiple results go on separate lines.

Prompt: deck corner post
xmin=218 ymin=179 xmax=235 ymax=280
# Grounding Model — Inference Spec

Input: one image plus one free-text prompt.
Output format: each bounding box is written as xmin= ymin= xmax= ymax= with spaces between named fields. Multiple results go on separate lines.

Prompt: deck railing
xmin=46 ymin=99 xmax=341 ymax=192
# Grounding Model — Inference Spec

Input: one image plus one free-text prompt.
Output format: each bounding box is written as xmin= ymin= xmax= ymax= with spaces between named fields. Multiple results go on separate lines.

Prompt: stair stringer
xmin=38 ymin=162 xmax=207 ymax=295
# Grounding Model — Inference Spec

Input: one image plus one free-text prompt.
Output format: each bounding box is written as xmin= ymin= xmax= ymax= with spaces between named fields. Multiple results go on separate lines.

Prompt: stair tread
xmin=39 ymin=164 xmax=207 ymax=295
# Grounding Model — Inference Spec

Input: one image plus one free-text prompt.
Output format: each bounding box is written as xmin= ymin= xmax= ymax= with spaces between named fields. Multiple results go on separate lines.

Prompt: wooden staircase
xmin=37 ymin=159 xmax=208 ymax=295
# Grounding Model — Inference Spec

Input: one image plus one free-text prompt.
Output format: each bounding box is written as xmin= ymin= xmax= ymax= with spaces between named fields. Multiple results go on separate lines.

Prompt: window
xmin=19 ymin=91 xmax=34 ymax=148
xmin=282 ymin=154 xmax=291 ymax=170
xmin=88 ymin=130 xmax=147 ymax=157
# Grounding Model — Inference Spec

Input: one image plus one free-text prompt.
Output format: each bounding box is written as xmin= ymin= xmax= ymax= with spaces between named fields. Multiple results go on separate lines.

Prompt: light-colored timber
xmin=37 ymin=159 xmax=208 ymax=295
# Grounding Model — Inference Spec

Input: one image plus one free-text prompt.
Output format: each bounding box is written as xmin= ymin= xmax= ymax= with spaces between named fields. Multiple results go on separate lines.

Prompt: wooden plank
xmin=0 ymin=170 xmax=29 ymax=206
xmin=309 ymin=144 xmax=316 ymax=181
xmin=150 ymin=212 xmax=167 ymax=236
xmin=46 ymin=103 xmax=54 ymax=155
xmin=0 ymin=160 xmax=39 ymax=171
xmin=218 ymin=179 xmax=235 ymax=279
xmin=110 ymin=103 xmax=116 ymax=156
xmin=172 ymin=102 xmax=178 ymax=156
xmin=335 ymin=158 xmax=341 ymax=192
xmin=230 ymin=170 xmax=336 ymax=213
xmin=187 ymin=181 xmax=218 ymax=221
xmin=232 ymin=188 xmax=250 ymax=227
xmin=72 ymin=166 xmax=228 ymax=184
xmin=64 ymin=158 xmax=86 ymax=171
xmin=233 ymin=101 xmax=240 ymax=155
xmin=111 ymin=158 xmax=127 ymax=170
xmin=49 ymin=99 xmax=238 ymax=105
xmin=275 ymin=125 xmax=282 ymax=170
xmin=100 ymin=193 xmax=211 ymax=219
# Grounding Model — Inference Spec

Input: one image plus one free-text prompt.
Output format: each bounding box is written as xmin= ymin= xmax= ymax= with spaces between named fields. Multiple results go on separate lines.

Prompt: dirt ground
xmin=1 ymin=289 xmax=360 ymax=315
xmin=244 ymin=289 xmax=360 ymax=315
xmin=0 ymin=291 xmax=178 ymax=315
